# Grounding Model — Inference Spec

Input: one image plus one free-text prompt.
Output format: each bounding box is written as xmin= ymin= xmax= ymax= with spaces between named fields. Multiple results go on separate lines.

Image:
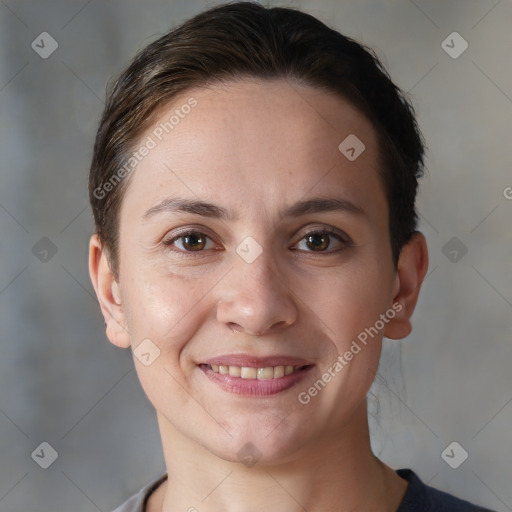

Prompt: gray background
xmin=0 ymin=0 xmax=511 ymax=511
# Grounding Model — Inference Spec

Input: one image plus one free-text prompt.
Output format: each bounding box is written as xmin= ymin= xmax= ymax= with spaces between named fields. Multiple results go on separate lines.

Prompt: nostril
xmin=228 ymin=323 xmax=243 ymax=333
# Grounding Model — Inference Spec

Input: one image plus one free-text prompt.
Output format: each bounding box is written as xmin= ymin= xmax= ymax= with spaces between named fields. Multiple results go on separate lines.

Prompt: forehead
xmin=120 ymin=78 xmax=387 ymax=227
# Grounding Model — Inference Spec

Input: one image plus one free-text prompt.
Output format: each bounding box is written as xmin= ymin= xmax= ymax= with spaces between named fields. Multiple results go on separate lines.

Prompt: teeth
xmin=207 ymin=364 xmax=303 ymax=379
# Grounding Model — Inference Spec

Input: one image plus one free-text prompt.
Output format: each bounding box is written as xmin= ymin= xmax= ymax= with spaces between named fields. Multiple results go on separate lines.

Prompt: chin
xmin=203 ymin=420 xmax=312 ymax=466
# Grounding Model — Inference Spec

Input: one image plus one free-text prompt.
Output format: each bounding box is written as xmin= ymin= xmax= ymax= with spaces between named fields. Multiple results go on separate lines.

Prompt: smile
xmin=207 ymin=364 xmax=306 ymax=379
xmin=198 ymin=363 xmax=314 ymax=396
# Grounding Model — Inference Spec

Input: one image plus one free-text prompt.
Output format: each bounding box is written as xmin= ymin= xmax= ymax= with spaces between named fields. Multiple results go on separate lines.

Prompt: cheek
xmin=122 ymin=263 xmax=213 ymax=354
xmin=311 ymin=264 xmax=390 ymax=338
xmin=124 ymin=270 xmax=215 ymax=410
xmin=306 ymin=262 xmax=392 ymax=394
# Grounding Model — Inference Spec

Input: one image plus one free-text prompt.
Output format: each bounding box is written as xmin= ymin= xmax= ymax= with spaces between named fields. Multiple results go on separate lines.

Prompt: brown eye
xmin=294 ymin=229 xmax=349 ymax=253
xmin=305 ymin=232 xmax=330 ymax=251
xmin=164 ymin=230 xmax=214 ymax=252
xmin=180 ymin=232 xmax=206 ymax=251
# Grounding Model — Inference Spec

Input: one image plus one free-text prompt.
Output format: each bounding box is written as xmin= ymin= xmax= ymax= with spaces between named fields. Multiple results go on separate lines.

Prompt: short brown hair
xmin=89 ymin=1 xmax=425 ymax=279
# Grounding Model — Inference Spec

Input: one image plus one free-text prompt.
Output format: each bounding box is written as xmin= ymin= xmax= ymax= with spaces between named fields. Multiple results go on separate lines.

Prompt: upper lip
xmin=202 ymin=354 xmax=314 ymax=368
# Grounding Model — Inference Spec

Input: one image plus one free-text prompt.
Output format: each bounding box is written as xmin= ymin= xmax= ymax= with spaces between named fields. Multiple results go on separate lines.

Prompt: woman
xmin=88 ymin=2 xmax=496 ymax=511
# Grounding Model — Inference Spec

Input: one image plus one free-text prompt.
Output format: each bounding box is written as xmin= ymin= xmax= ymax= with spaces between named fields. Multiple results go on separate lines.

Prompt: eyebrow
xmin=142 ymin=197 xmax=231 ymax=220
xmin=141 ymin=196 xmax=367 ymax=221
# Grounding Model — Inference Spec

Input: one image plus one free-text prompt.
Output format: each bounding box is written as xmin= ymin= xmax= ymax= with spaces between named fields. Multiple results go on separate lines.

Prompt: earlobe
xmin=384 ymin=231 xmax=429 ymax=340
xmin=88 ymin=234 xmax=131 ymax=349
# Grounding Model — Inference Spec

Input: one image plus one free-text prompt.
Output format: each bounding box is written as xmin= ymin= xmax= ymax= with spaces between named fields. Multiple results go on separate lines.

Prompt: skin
xmin=89 ymin=78 xmax=428 ymax=512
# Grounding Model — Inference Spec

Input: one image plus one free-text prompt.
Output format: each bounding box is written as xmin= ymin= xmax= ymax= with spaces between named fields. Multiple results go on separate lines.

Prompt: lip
xmin=198 ymin=361 xmax=315 ymax=397
xmin=202 ymin=353 xmax=313 ymax=368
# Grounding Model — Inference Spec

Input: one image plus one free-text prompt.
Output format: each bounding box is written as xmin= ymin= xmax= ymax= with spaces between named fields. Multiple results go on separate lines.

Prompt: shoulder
xmin=110 ymin=475 xmax=168 ymax=512
xmin=395 ymin=469 xmax=497 ymax=512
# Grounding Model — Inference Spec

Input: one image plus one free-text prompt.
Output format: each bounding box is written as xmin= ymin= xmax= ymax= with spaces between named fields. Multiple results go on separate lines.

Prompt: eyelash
xmin=162 ymin=227 xmax=352 ymax=257
xmin=293 ymin=227 xmax=351 ymax=253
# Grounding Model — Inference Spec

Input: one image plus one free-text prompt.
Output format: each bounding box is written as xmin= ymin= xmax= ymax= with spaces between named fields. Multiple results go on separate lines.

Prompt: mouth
xmin=200 ymin=363 xmax=309 ymax=379
xmin=198 ymin=363 xmax=315 ymax=396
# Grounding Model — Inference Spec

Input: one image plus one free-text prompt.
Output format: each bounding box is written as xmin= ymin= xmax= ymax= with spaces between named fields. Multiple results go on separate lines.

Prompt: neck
xmin=152 ymin=401 xmax=407 ymax=512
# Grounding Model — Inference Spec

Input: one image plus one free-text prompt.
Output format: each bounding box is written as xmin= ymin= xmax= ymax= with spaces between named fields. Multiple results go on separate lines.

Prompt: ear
xmin=88 ymin=233 xmax=131 ymax=349
xmin=384 ymin=231 xmax=429 ymax=340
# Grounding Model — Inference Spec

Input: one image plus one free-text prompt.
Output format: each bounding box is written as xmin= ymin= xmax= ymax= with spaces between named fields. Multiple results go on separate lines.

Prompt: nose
xmin=216 ymin=248 xmax=298 ymax=336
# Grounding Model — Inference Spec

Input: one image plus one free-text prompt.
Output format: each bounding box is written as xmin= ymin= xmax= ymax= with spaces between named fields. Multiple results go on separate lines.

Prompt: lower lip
xmin=199 ymin=364 xmax=314 ymax=397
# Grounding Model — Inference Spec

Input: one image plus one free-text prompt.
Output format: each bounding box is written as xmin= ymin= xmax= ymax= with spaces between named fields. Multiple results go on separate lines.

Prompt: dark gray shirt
xmin=111 ymin=469 xmax=496 ymax=512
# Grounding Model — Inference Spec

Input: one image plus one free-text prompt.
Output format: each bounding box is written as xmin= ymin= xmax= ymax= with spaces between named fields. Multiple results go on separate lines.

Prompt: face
xmin=92 ymin=78 xmax=419 ymax=465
